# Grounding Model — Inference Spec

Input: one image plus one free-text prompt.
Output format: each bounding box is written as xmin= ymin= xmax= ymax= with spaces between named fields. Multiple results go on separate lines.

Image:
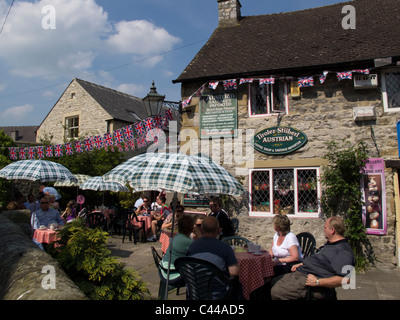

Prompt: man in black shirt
xmin=209 ymin=197 xmax=234 ymax=239
xmin=271 ymin=216 xmax=355 ymax=300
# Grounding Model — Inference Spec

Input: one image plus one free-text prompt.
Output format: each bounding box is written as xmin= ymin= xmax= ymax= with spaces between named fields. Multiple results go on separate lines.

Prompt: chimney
xmin=218 ymin=0 xmax=241 ymax=26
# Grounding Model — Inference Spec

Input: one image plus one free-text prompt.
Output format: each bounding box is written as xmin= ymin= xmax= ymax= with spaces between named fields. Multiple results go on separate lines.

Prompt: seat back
xmin=231 ymin=218 xmax=239 ymax=234
xmin=151 ymin=246 xmax=162 ymax=267
xmin=87 ymin=211 xmax=107 ymax=230
xmin=221 ymin=235 xmax=250 ymax=247
xmin=297 ymin=232 xmax=316 ymax=257
xmin=174 ymin=256 xmax=236 ymax=300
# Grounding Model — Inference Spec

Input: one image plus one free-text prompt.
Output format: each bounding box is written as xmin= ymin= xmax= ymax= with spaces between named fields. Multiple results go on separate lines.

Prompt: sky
xmin=0 ymin=0 xmax=347 ymax=127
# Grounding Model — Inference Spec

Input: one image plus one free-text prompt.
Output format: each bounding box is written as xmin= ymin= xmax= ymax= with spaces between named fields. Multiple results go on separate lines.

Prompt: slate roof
xmin=75 ymin=78 xmax=148 ymax=123
xmin=0 ymin=126 xmax=38 ymax=143
xmin=174 ymin=0 xmax=400 ymax=83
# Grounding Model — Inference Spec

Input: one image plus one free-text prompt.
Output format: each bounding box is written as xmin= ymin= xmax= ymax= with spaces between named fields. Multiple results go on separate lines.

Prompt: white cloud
xmin=2 ymin=104 xmax=34 ymax=120
xmin=0 ymin=0 xmax=180 ymax=79
xmin=0 ymin=83 xmax=6 ymax=92
xmin=106 ymin=20 xmax=181 ymax=56
xmin=115 ymin=83 xmax=146 ymax=97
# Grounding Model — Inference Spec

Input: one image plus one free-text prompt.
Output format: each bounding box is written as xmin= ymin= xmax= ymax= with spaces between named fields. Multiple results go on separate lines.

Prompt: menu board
xmin=361 ymin=158 xmax=387 ymax=235
xmin=199 ymin=92 xmax=237 ymax=138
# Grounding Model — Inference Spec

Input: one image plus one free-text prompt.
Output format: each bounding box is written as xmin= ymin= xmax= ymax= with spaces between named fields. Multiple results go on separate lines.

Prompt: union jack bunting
xmin=9 ymin=147 xmax=17 ymax=160
xmin=113 ymin=129 xmax=124 ymax=144
xmin=36 ymin=146 xmax=44 ymax=159
xmin=124 ymin=141 xmax=130 ymax=152
xmin=223 ymin=79 xmax=237 ymax=91
xmin=352 ymin=68 xmax=370 ymax=74
xmin=181 ymin=96 xmax=192 ymax=108
xmin=319 ymin=71 xmax=328 ymax=84
xmin=123 ymin=125 xmax=134 ymax=140
xmin=83 ymin=138 xmax=93 ymax=152
xmin=143 ymin=117 xmax=154 ymax=132
xmin=93 ymin=135 xmax=103 ymax=149
xmin=137 ymin=137 xmax=147 ymax=148
xmin=54 ymin=144 xmax=63 ymax=157
xmin=239 ymin=78 xmax=254 ymax=84
xmin=153 ymin=115 xmax=163 ymax=129
xmin=134 ymin=122 xmax=145 ymax=135
xmin=259 ymin=78 xmax=275 ymax=85
xmin=298 ymin=76 xmax=314 ymax=87
xmin=208 ymin=81 xmax=219 ymax=90
xmin=193 ymin=84 xmax=205 ymax=97
xmin=28 ymin=147 xmax=36 ymax=159
xmin=45 ymin=145 xmax=53 ymax=157
xmin=128 ymin=139 xmax=135 ymax=150
xmin=19 ymin=148 xmax=26 ymax=160
xmin=337 ymin=71 xmax=353 ymax=81
xmin=103 ymin=132 xmax=113 ymax=147
xmin=74 ymin=140 xmax=83 ymax=153
xmin=65 ymin=142 xmax=73 ymax=155
xmin=165 ymin=108 xmax=173 ymax=121
xmin=115 ymin=143 xmax=123 ymax=152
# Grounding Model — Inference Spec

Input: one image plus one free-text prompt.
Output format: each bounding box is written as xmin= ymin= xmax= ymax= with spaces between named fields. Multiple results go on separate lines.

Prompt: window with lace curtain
xmin=249 ymin=167 xmax=320 ymax=217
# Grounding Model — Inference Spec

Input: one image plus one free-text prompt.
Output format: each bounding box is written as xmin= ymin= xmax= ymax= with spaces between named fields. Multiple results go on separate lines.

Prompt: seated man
xmin=209 ymin=197 xmax=234 ymax=239
xmin=148 ymin=195 xmax=171 ymax=241
xmin=271 ymin=216 xmax=355 ymax=300
xmin=187 ymin=216 xmax=241 ymax=299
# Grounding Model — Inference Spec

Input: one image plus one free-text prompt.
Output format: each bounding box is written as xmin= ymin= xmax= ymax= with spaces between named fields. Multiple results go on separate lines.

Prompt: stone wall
xmin=0 ymin=212 xmax=87 ymax=300
xmin=180 ymin=72 xmax=399 ymax=268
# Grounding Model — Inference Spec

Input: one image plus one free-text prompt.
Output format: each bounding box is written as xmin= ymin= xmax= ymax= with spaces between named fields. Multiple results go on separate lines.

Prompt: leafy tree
xmin=320 ymin=140 xmax=373 ymax=270
xmin=49 ymin=219 xmax=150 ymax=300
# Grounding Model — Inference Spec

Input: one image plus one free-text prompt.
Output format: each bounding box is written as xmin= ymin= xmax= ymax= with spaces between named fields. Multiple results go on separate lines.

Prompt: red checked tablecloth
xmin=131 ymin=215 xmax=152 ymax=232
xmin=236 ymin=251 xmax=274 ymax=300
xmin=33 ymin=228 xmax=60 ymax=244
xmin=159 ymin=229 xmax=178 ymax=253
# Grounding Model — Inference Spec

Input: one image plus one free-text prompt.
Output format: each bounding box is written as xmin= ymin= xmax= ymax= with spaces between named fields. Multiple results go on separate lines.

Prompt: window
xmin=65 ymin=116 xmax=79 ymax=139
xmin=249 ymin=167 xmax=320 ymax=217
xmin=382 ymin=69 xmax=400 ymax=112
xmin=249 ymin=80 xmax=289 ymax=116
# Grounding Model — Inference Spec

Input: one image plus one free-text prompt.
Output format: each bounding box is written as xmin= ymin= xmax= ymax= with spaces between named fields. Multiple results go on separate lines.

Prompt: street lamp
xmin=143 ymin=81 xmax=165 ymax=117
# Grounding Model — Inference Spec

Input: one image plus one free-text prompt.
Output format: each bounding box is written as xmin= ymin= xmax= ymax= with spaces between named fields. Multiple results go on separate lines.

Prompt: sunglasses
xmin=41 ymin=202 xmax=49 ymax=204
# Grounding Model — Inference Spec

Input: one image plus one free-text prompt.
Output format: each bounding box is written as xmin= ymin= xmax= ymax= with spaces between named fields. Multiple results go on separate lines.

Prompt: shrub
xmin=49 ymin=219 xmax=150 ymax=300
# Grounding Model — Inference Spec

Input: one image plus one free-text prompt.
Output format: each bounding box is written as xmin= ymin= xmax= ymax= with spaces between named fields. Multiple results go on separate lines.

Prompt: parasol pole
xmin=164 ymin=191 xmax=178 ymax=300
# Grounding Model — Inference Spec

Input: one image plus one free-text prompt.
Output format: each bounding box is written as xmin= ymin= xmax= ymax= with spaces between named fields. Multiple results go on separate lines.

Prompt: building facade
xmin=174 ymin=0 xmax=400 ymax=268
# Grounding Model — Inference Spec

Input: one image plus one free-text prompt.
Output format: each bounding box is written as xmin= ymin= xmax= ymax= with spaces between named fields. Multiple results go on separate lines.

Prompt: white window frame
xmin=381 ymin=68 xmax=400 ymax=112
xmin=248 ymin=81 xmax=289 ymax=118
xmin=64 ymin=115 xmax=80 ymax=140
xmin=249 ymin=167 xmax=321 ymax=218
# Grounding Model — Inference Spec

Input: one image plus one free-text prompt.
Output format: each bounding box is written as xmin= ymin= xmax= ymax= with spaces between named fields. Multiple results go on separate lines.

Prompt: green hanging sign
xmin=252 ymin=126 xmax=308 ymax=155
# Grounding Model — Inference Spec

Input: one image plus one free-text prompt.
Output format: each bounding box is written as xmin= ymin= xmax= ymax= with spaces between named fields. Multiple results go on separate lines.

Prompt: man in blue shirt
xmin=31 ymin=196 xmax=64 ymax=230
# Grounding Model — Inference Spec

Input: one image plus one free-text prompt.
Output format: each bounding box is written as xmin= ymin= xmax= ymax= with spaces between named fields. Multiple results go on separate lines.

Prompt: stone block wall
xmin=180 ymin=73 xmax=399 ymax=268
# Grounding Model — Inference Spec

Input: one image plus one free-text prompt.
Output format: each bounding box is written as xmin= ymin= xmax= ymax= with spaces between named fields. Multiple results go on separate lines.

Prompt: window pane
xmin=271 ymin=80 xmax=286 ymax=112
xmin=250 ymin=84 xmax=267 ymax=115
xmin=251 ymin=170 xmax=270 ymax=212
xmin=273 ymin=169 xmax=294 ymax=214
xmin=297 ymin=169 xmax=318 ymax=213
xmin=386 ymin=72 xmax=400 ymax=109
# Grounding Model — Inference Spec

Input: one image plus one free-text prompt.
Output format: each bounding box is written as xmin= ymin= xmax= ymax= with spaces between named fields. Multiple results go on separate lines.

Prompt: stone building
xmin=36 ymin=78 xmax=180 ymax=146
xmin=173 ymin=0 xmax=400 ymax=268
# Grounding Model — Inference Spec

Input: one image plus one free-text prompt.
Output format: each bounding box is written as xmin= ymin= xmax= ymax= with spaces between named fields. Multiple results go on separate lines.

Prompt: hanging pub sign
xmin=199 ymin=92 xmax=238 ymax=139
xmin=251 ymin=126 xmax=308 ymax=155
xmin=361 ymin=158 xmax=387 ymax=235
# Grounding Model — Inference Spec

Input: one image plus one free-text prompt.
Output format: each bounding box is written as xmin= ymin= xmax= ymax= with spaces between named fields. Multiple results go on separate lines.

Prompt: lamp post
xmin=143 ymin=81 xmax=165 ymax=117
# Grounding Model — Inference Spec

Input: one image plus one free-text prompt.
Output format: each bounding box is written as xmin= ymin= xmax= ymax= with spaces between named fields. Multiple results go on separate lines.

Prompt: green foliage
xmin=49 ymin=219 xmax=150 ymax=300
xmin=320 ymin=140 xmax=372 ymax=271
xmin=0 ymin=131 xmax=15 ymax=207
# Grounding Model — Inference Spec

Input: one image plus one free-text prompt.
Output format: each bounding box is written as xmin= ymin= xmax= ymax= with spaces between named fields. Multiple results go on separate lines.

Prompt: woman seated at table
xmin=159 ymin=214 xmax=194 ymax=286
xmin=135 ymin=196 xmax=152 ymax=216
xmin=269 ymin=214 xmax=303 ymax=276
xmin=61 ymin=200 xmax=77 ymax=223
xmin=191 ymin=214 xmax=204 ymax=240
xmin=161 ymin=204 xmax=185 ymax=230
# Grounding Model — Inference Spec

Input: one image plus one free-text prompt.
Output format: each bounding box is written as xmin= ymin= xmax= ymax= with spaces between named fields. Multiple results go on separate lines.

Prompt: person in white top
xmin=269 ymin=214 xmax=303 ymax=276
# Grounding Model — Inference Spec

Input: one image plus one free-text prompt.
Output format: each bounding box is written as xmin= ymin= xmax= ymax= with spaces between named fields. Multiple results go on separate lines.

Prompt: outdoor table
xmin=33 ymin=227 xmax=61 ymax=244
xmin=235 ymin=250 xmax=274 ymax=300
xmin=159 ymin=229 xmax=177 ymax=254
xmin=132 ymin=215 xmax=152 ymax=232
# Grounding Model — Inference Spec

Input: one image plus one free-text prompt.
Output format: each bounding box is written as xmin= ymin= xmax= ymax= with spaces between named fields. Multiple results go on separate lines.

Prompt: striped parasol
xmin=80 ymin=176 xmax=129 ymax=192
xmin=102 ymin=152 xmax=245 ymax=196
xmin=0 ymin=159 xmax=77 ymax=183
xmin=54 ymin=174 xmax=91 ymax=187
